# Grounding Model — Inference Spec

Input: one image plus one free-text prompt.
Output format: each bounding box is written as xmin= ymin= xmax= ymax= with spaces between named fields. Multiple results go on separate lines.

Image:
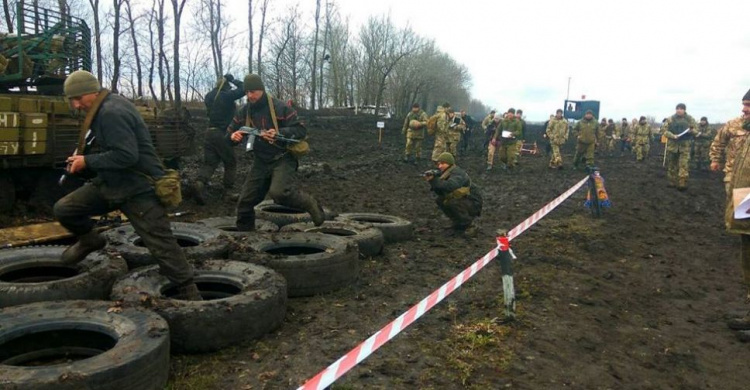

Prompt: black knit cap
xmin=676 ymin=103 xmax=686 ymax=110
xmin=243 ymin=74 xmax=265 ymax=92
xmin=744 ymin=88 xmax=750 ymax=101
xmin=700 ymin=116 xmax=708 ymax=121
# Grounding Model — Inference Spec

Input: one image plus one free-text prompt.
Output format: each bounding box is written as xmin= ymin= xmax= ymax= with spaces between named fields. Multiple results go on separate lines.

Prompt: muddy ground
xmin=6 ymin=112 xmax=750 ymax=389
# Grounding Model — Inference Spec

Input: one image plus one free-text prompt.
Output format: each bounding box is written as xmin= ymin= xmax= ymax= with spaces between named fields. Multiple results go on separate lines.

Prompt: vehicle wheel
xmin=197 ymin=216 xmax=279 ymax=234
xmin=111 ymin=260 xmax=286 ymax=354
xmin=0 ymin=246 xmax=128 ymax=308
xmin=236 ymin=232 xmax=359 ymax=297
xmin=0 ymin=173 xmax=16 ymax=214
xmin=254 ymin=200 xmax=336 ymax=227
xmin=335 ymin=213 xmax=413 ymax=243
xmin=280 ymin=221 xmax=384 ymax=257
xmin=103 ymin=222 xmax=230 ymax=269
xmin=0 ymin=300 xmax=170 ymax=390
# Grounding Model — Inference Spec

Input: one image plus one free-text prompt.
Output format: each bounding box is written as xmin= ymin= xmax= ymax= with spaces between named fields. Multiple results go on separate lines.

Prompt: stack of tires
xmin=0 ymin=207 xmax=414 ymax=389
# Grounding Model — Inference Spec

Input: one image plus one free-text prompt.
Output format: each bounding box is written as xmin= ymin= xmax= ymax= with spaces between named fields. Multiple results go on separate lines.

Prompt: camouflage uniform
xmin=603 ymin=122 xmax=616 ymax=155
xmin=428 ymin=164 xmax=483 ymax=231
xmin=481 ymin=113 xmax=496 ymax=149
xmin=402 ymin=110 xmax=429 ymax=160
xmin=447 ymin=115 xmax=466 ymax=157
xmin=597 ymin=121 xmax=608 ymax=154
xmin=632 ymin=122 xmax=652 ymax=161
xmin=618 ymin=121 xmax=631 ymax=153
xmin=431 ymin=108 xmax=451 ymax=162
xmin=572 ymin=116 xmax=599 ymax=168
xmin=491 ymin=116 xmax=523 ymax=169
xmin=710 ymin=117 xmax=748 ymax=194
xmin=546 ymin=117 xmax=568 ymax=168
xmin=662 ymin=113 xmax=698 ymax=188
xmin=692 ymin=122 xmax=716 ymax=170
xmin=723 ymin=117 xmax=750 ymax=302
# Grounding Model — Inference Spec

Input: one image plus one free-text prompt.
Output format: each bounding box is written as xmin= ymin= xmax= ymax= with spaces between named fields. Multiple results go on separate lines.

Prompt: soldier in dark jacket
xmin=229 ymin=74 xmax=325 ymax=231
xmin=194 ymin=74 xmax=245 ymax=204
xmin=54 ymin=70 xmax=200 ymax=300
xmin=425 ymin=152 xmax=482 ymax=237
xmin=572 ymin=110 xmax=599 ymax=169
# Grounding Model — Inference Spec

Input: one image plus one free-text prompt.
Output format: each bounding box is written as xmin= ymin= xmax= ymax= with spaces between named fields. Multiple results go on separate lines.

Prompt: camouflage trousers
xmin=573 ymin=142 xmax=595 ymax=168
xmin=634 ymin=142 xmax=650 ymax=161
xmin=437 ymin=194 xmax=482 ymax=229
xmin=666 ymin=150 xmax=690 ymax=184
xmin=549 ymin=144 xmax=563 ymax=168
xmin=404 ymin=134 xmax=424 ymax=159
xmin=432 ymin=134 xmax=459 ymax=161
xmin=498 ymin=142 xmax=519 ymax=168
xmin=604 ymin=136 xmax=616 ymax=155
xmin=692 ymin=142 xmax=711 ymax=169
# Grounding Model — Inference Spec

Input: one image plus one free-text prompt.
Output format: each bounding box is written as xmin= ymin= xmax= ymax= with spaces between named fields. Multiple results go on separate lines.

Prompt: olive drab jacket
xmin=573 ymin=117 xmax=599 ymax=144
xmin=546 ymin=118 xmax=569 ymax=145
xmin=710 ymin=117 xmax=749 ymax=183
xmin=494 ymin=117 xmax=522 ymax=145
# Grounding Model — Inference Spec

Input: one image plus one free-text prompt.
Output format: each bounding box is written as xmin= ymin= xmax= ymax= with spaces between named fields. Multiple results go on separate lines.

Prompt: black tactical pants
xmin=197 ymin=128 xmax=237 ymax=188
xmin=54 ymin=183 xmax=194 ymax=285
xmin=236 ymin=153 xmax=317 ymax=231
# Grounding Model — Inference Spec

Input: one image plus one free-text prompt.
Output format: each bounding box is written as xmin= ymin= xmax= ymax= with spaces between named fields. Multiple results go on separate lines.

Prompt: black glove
xmin=223 ymin=74 xmax=234 ymax=82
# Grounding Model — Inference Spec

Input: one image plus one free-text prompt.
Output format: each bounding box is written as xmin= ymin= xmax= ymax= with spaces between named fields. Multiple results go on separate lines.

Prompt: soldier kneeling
xmin=423 ymin=152 xmax=483 ymax=237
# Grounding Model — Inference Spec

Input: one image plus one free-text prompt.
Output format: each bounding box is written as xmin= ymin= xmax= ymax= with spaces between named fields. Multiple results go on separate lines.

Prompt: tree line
xmin=2 ymin=0 xmax=491 ymax=117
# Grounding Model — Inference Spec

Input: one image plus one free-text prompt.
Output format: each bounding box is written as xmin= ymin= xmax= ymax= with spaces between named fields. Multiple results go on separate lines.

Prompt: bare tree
xmin=207 ymin=0 xmax=223 ymax=77
xmin=87 ymin=0 xmax=102 ymax=81
xmin=317 ymin=0 xmax=331 ymax=107
xmin=110 ymin=0 xmax=124 ymax=93
xmin=247 ymin=0 xmax=253 ymax=73
xmin=309 ymin=0 xmax=320 ymax=109
xmin=256 ymin=0 xmax=269 ymax=76
xmin=123 ymin=0 xmax=143 ymax=98
xmin=170 ymin=0 xmax=187 ymax=107
xmin=146 ymin=0 xmax=158 ymax=102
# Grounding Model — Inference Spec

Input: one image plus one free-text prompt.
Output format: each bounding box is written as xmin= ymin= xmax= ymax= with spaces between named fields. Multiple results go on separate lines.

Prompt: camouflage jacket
xmin=598 ymin=123 xmax=608 ymax=138
xmin=662 ymin=114 xmax=697 ymax=140
xmin=632 ymin=123 xmax=652 ymax=144
xmin=573 ymin=118 xmax=599 ymax=144
xmin=546 ymin=118 xmax=569 ymax=145
xmin=618 ymin=123 xmax=629 ymax=139
xmin=402 ymin=110 xmax=429 ymax=134
xmin=481 ymin=114 xmax=494 ymax=130
xmin=724 ymin=118 xmax=750 ymax=233
xmin=694 ymin=123 xmax=716 ymax=144
xmin=436 ymin=111 xmax=451 ymax=137
xmin=710 ymin=117 xmax=748 ymax=182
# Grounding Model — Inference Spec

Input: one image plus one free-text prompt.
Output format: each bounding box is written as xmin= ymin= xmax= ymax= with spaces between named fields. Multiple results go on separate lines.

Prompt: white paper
xmin=376 ymin=121 xmax=385 ymax=129
xmin=675 ymin=129 xmax=690 ymax=138
xmin=733 ymin=187 xmax=750 ymax=219
xmin=502 ymin=130 xmax=512 ymax=138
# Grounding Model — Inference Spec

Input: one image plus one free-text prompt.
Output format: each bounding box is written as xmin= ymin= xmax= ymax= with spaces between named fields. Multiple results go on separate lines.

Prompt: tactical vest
xmin=669 ymin=115 xmax=693 ymax=140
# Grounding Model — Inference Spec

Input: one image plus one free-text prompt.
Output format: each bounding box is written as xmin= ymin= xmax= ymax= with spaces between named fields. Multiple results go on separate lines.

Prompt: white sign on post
xmin=376 ymin=121 xmax=385 ymax=129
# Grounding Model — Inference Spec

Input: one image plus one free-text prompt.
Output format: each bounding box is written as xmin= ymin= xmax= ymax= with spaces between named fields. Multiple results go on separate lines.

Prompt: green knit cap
xmin=64 ymin=70 xmax=101 ymax=98
xmin=437 ymin=152 xmax=455 ymax=165
xmin=243 ymin=74 xmax=265 ymax=92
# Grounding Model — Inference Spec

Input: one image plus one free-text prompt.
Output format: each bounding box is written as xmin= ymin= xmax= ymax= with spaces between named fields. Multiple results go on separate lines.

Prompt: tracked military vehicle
xmin=0 ymin=4 xmax=195 ymax=213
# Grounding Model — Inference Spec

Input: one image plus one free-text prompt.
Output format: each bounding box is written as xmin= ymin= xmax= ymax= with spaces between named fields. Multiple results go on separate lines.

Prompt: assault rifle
xmin=421 ymin=169 xmax=441 ymax=178
xmin=237 ymin=126 xmax=301 ymax=144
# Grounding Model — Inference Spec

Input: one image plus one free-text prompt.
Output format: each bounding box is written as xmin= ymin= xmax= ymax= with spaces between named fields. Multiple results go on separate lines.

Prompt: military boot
xmin=728 ymin=316 xmax=750 ymax=331
xmin=677 ymin=177 xmax=688 ymax=191
xmin=194 ymin=181 xmax=207 ymax=205
xmin=61 ymin=231 xmax=106 ymax=265
xmin=174 ymin=282 xmax=203 ymax=301
xmin=308 ymin=198 xmax=326 ymax=226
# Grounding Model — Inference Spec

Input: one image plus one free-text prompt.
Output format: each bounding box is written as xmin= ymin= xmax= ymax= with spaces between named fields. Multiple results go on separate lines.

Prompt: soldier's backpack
xmin=426 ymin=114 xmax=439 ymax=136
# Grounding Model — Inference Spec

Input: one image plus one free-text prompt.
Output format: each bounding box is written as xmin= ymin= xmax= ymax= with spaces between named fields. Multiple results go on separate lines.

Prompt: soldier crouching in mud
xmin=423 ymin=152 xmax=483 ymax=237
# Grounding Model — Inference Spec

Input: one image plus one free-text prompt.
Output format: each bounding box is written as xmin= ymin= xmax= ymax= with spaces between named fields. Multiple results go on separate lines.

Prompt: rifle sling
xmin=76 ymin=89 xmax=110 ymax=153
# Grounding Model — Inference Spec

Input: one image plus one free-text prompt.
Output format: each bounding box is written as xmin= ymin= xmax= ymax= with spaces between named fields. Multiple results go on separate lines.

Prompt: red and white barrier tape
xmin=296 ymin=175 xmax=590 ymax=390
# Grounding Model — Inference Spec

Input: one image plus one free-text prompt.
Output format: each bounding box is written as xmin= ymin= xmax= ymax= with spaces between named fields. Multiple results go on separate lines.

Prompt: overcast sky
xmin=233 ymin=0 xmax=749 ymax=122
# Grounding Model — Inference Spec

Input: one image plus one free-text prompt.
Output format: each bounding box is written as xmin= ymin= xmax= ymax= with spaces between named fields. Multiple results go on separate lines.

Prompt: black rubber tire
xmin=280 ymin=221 xmax=384 ymax=257
xmin=103 ymin=222 xmax=230 ymax=269
xmin=110 ymin=260 xmax=287 ymax=354
xmin=0 ymin=300 xmax=170 ymax=390
xmin=0 ymin=247 xmax=128 ymax=308
xmin=235 ymin=232 xmax=359 ymax=297
xmin=197 ymin=216 xmax=279 ymax=234
xmin=335 ymin=212 xmax=414 ymax=243
xmin=254 ymin=199 xmax=336 ymax=227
